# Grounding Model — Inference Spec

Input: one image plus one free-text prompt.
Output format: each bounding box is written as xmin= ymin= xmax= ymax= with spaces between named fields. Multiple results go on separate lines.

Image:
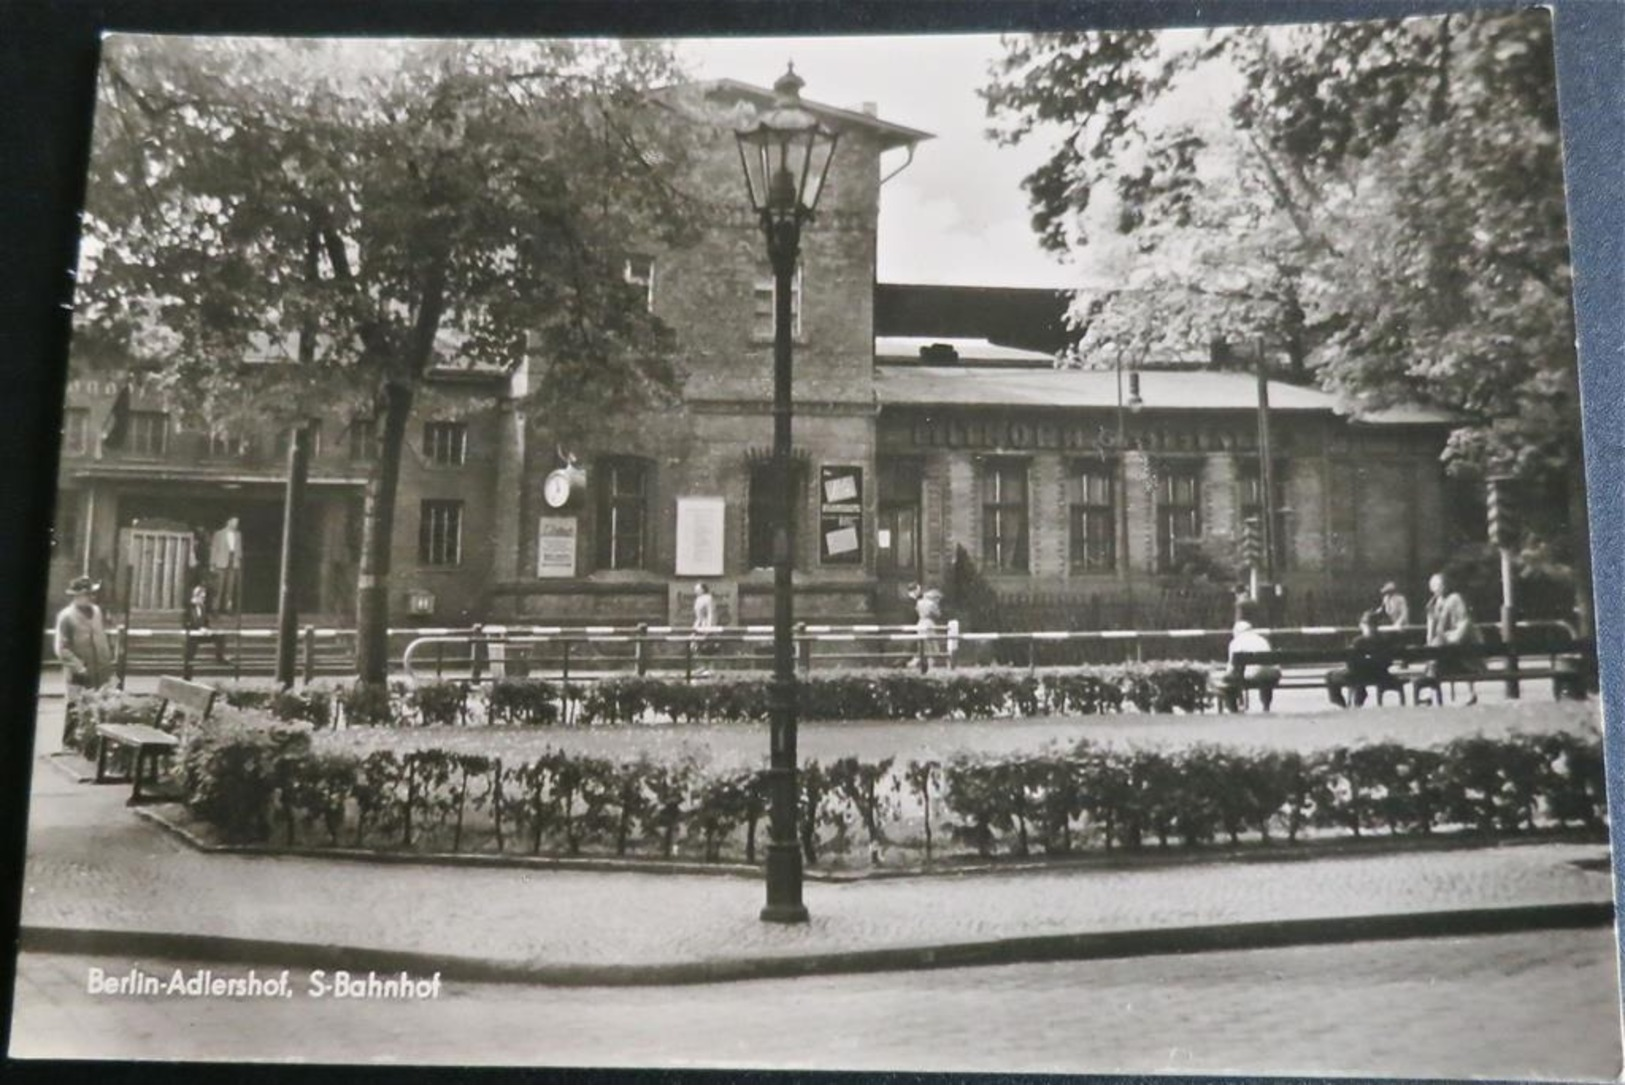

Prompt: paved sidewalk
xmin=14 ymin=699 xmax=1617 ymax=985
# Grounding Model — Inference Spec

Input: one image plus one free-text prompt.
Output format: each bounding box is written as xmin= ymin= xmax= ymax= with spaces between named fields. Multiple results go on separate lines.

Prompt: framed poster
xmin=674 ymin=495 xmax=725 ymax=576
xmin=535 ymin=516 xmax=577 ymax=578
xmin=819 ymin=464 xmax=863 ymax=565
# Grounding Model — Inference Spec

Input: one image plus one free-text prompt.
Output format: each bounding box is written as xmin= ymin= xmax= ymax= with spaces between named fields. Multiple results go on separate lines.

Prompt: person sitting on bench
xmin=1416 ymin=571 xmax=1482 ymax=706
xmin=1216 ymin=620 xmax=1282 ymax=712
xmin=1326 ymin=608 xmax=1400 ymax=708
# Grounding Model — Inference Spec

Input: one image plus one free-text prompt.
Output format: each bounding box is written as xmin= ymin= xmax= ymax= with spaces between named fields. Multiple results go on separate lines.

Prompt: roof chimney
xmin=860 ymin=101 xmax=877 ymax=116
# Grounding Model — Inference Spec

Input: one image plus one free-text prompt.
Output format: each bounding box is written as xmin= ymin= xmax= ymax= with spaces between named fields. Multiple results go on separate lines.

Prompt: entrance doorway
xmin=118 ymin=494 xmax=308 ymax=614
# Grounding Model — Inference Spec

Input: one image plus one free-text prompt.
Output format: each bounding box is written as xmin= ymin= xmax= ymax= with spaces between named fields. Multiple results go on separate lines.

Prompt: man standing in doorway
xmin=54 ymin=575 xmax=115 ymax=747
xmin=210 ymin=516 xmax=242 ymax=615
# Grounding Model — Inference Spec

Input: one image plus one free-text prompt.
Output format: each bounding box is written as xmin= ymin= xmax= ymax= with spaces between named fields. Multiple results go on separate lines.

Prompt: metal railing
xmin=46 ymin=617 xmax=1582 ymax=690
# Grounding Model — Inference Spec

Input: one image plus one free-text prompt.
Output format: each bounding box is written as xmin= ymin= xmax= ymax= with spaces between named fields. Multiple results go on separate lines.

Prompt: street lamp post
xmin=735 ymin=64 xmax=838 ymax=925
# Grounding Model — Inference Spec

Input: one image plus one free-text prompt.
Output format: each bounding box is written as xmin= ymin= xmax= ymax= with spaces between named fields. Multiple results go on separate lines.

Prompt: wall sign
xmin=819 ymin=465 xmax=863 ymax=565
xmin=675 ymin=496 xmax=726 ymax=577
xmin=536 ymin=516 xmax=577 ymax=578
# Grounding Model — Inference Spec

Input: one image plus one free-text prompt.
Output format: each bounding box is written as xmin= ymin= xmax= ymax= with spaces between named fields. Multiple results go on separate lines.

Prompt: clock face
xmin=544 ymin=471 xmax=572 ymax=508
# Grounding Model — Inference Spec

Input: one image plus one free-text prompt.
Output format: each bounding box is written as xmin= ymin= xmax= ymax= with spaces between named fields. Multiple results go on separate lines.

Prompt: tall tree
xmin=76 ymin=37 xmax=708 ymax=680
xmin=984 ymin=11 xmax=1589 ymax=627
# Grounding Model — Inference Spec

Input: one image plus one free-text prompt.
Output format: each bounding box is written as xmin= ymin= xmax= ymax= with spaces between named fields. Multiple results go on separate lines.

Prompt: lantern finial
xmin=773 ymin=63 xmax=805 ymax=104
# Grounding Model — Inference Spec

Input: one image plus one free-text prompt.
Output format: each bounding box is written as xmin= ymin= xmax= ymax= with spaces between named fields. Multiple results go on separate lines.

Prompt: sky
xmin=674 ymin=35 xmax=1081 ymax=290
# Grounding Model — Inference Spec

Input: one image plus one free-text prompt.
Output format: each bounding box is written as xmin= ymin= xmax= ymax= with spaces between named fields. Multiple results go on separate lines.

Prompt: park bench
xmin=94 ymin=675 xmax=217 ymax=805
xmin=1222 ymin=629 xmax=1592 ymax=712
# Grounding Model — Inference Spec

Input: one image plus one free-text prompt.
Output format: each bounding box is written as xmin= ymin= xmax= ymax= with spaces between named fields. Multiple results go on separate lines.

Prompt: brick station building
xmin=49 ymin=73 xmax=1466 ymax=632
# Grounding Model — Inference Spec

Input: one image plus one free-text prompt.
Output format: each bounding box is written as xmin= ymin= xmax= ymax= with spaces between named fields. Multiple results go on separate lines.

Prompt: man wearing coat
xmin=54 ymin=575 xmax=115 ymax=745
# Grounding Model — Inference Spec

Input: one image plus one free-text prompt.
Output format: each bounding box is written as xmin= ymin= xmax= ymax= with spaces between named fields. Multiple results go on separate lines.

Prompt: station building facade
xmin=49 ymin=75 xmax=1465 ymax=632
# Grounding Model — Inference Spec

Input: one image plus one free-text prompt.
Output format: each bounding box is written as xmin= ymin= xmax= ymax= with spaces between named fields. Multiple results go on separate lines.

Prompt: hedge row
xmin=177 ymin=720 xmax=1607 ymax=862
xmin=173 ymin=664 xmax=1215 ymax=732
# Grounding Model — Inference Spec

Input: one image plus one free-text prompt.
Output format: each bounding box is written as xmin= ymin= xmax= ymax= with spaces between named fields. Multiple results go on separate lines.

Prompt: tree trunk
xmin=355 ymin=380 xmax=415 ymax=684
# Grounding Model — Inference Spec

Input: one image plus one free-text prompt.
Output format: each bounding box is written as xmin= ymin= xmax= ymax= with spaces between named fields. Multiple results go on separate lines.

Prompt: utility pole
xmin=1488 ymin=475 xmax=1520 ymax=699
xmin=275 ymin=424 xmax=311 ymax=688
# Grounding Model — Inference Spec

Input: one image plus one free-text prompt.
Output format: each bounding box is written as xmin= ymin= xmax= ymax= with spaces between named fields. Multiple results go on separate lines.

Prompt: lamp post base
xmin=760 ymin=840 xmax=809 ymax=924
xmin=759 ymin=902 xmax=811 ymax=924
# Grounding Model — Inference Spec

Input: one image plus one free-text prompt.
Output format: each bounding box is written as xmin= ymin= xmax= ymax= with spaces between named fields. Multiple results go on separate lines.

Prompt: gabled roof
xmin=874 ymin=365 xmax=1455 ymax=424
xmin=698 ymin=78 xmax=934 ymax=151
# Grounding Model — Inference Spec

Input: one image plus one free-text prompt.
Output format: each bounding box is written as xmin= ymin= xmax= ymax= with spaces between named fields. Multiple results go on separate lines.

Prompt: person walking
xmin=54 ymin=575 xmax=115 ymax=746
xmin=1379 ymin=581 xmax=1411 ymax=629
xmin=905 ymin=583 xmax=941 ymax=673
xmin=691 ymin=583 xmax=720 ymax=673
xmin=1417 ymin=572 xmax=1482 ymax=705
xmin=182 ymin=582 xmax=231 ymax=669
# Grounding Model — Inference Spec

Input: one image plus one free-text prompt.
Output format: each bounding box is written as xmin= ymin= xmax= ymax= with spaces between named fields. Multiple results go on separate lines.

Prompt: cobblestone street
xmin=12 ymin=929 xmax=1621 ymax=1076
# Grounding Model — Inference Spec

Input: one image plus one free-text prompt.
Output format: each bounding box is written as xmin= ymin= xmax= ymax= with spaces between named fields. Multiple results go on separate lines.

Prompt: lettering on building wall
xmin=905 ymin=415 xmax=1296 ymax=455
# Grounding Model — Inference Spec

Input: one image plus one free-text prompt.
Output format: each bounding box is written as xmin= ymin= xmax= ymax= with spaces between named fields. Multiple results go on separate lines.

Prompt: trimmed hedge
xmin=168 ymin=719 xmax=1608 ymax=863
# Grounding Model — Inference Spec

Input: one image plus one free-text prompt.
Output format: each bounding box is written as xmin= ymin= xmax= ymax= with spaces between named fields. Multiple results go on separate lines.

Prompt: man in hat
xmin=1379 ymin=581 xmax=1410 ymax=629
xmin=54 ymin=575 xmax=116 ymax=746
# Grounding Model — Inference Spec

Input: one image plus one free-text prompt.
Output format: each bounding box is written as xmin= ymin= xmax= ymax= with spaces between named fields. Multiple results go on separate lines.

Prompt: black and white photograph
xmin=6 ymin=7 xmax=1621 ymax=1077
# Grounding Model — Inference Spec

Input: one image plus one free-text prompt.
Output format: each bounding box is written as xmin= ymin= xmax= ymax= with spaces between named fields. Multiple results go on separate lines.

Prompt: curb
xmin=126 ymin=799 xmax=1613 ymax=886
xmin=20 ymin=900 xmax=1613 ymax=989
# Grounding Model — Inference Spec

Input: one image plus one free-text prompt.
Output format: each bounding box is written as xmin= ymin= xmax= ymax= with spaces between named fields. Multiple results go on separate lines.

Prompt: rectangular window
xmin=980 ymin=459 xmax=1029 ymax=572
xmin=274 ymin=420 xmax=323 ymax=460
xmin=1156 ymin=466 xmax=1202 ymax=573
xmin=418 ymin=500 xmax=463 ymax=566
xmin=349 ymin=417 xmax=381 ymax=463
xmin=877 ymin=458 xmax=923 ymax=577
xmin=423 ymin=421 xmax=467 ymax=467
xmin=127 ymin=411 xmax=168 ymax=457
xmin=1239 ymin=461 xmax=1291 ymax=571
xmin=62 ymin=408 xmax=91 ymax=456
xmin=624 ymin=255 xmax=655 ymax=311
xmin=752 ymin=264 xmax=803 ymax=340
xmin=748 ymin=462 xmax=802 ymax=569
xmin=206 ymin=427 xmax=248 ymax=459
xmin=1068 ymin=462 xmax=1117 ymax=572
xmin=594 ymin=458 xmax=648 ymax=570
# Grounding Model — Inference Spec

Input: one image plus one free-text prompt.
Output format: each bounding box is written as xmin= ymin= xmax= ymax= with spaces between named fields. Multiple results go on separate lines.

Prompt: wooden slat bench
xmin=94 ymin=676 xmax=217 ymax=805
xmin=1223 ymin=633 xmax=1594 ymax=711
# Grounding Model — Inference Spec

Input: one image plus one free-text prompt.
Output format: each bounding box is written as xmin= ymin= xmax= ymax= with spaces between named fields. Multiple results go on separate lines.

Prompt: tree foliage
xmin=77 ymin=37 xmax=710 ymax=677
xmin=984 ymin=11 xmax=1578 ymax=485
xmin=984 ymin=11 xmax=1587 ymax=617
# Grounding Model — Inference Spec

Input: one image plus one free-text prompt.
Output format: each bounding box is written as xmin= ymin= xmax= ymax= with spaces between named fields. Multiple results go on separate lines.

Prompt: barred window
xmin=1156 ymin=466 xmax=1202 ymax=573
xmin=980 ymin=459 xmax=1029 ymax=572
xmin=423 ymin=421 xmax=467 ymax=467
xmin=127 ymin=411 xmax=168 ymax=457
xmin=349 ymin=417 xmax=381 ymax=463
xmin=419 ymin=500 xmax=463 ymax=566
xmin=1068 ymin=463 xmax=1117 ymax=572
xmin=594 ymin=458 xmax=648 ymax=570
